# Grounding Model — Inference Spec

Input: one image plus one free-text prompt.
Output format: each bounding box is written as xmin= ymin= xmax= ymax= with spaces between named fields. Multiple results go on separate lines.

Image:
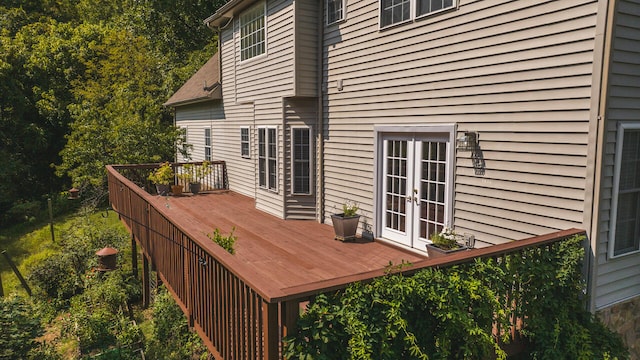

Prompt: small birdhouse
xmin=96 ymin=247 xmax=118 ymax=271
xmin=68 ymin=187 xmax=80 ymax=200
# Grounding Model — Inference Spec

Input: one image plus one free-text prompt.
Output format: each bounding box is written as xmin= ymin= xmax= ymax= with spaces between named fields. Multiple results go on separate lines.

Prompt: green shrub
xmin=284 ymin=235 xmax=629 ymax=360
xmin=145 ymin=286 xmax=208 ymax=360
xmin=0 ymin=295 xmax=44 ymax=360
xmin=207 ymin=227 xmax=237 ymax=254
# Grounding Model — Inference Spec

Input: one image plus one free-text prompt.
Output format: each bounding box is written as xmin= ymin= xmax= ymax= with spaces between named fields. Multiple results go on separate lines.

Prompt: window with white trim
xmin=380 ymin=0 xmax=455 ymax=28
xmin=204 ymin=128 xmax=212 ymax=161
xmin=241 ymin=127 xmax=250 ymax=158
xmin=610 ymin=122 xmax=640 ymax=257
xmin=292 ymin=127 xmax=312 ymax=195
xmin=416 ymin=0 xmax=454 ymax=17
xmin=327 ymin=0 xmax=345 ymax=25
xmin=258 ymin=127 xmax=277 ymax=191
xmin=240 ymin=2 xmax=266 ymax=61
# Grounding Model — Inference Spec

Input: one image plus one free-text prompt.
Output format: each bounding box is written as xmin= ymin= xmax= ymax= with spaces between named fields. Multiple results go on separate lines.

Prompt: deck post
xmin=282 ymin=300 xmax=299 ymax=338
xmin=131 ymin=234 xmax=138 ymax=278
xmin=142 ymin=254 xmax=150 ymax=309
xmin=262 ymin=300 xmax=279 ymax=360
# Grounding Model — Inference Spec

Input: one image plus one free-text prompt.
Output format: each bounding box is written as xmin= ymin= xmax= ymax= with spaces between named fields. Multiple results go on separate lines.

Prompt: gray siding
xmin=216 ymin=0 xmax=321 ymax=218
xmin=595 ymin=0 xmax=640 ymax=310
xmin=233 ymin=0 xmax=296 ymax=103
xmin=174 ymin=102 xmax=256 ymax=198
xmin=284 ymin=98 xmax=317 ymax=219
xmin=294 ymin=0 xmax=319 ymax=97
xmin=322 ymin=0 xmax=599 ymax=245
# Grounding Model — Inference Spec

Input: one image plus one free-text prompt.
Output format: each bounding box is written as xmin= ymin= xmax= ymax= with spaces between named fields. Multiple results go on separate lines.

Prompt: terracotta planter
xmin=171 ymin=184 xmax=184 ymax=196
xmin=426 ymin=243 xmax=468 ymax=258
xmin=331 ymin=214 xmax=360 ymax=241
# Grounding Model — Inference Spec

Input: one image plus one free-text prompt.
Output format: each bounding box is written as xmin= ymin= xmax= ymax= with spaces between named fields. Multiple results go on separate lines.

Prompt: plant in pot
xmin=331 ymin=201 xmax=360 ymax=241
xmin=147 ymin=162 xmax=174 ymax=196
xmin=183 ymin=161 xmax=211 ymax=194
xmin=426 ymin=227 xmax=467 ymax=258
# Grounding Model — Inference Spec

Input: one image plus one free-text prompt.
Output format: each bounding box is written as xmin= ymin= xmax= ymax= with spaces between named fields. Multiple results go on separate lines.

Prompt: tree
xmin=57 ymin=25 xmax=186 ymax=189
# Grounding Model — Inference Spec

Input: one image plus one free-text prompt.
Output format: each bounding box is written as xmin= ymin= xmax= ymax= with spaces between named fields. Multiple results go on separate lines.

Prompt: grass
xmin=0 ymin=207 xmax=126 ymax=296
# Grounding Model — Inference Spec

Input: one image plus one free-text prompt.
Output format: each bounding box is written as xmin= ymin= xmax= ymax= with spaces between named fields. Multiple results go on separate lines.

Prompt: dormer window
xmin=327 ymin=0 xmax=345 ymax=25
xmin=240 ymin=2 xmax=266 ymax=61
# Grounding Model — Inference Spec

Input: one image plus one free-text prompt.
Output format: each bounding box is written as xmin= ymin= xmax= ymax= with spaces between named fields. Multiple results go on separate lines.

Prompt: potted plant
xmin=426 ymin=227 xmax=467 ymax=258
xmin=331 ymin=201 xmax=360 ymax=241
xmin=147 ymin=162 xmax=174 ymax=196
xmin=183 ymin=161 xmax=211 ymax=194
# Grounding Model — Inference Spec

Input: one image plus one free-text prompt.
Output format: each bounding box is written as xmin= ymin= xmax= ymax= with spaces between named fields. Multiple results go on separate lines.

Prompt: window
xmin=416 ymin=0 xmax=454 ymax=17
xmin=204 ymin=128 xmax=212 ymax=161
xmin=610 ymin=122 xmax=640 ymax=257
xmin=258 ymin=127 xmax=277 ymax=191
xmin=292 ymin=127 xmax=312 ymax=194
xmin=380 ymin=0 xmax=410 ymax=27
xmin=240 ymin=2 xmax=266 ymax=61
xmin=380 ymin=0 xmax=455 ymax=28
xmin=327 ymin=0 xmax=345 ymax=25
xmin=241 ymin=127 xmax=250 ymax=158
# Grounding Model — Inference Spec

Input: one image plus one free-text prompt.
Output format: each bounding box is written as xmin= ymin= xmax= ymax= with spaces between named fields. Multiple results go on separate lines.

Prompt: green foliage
xmin=0 ymin=0 xmax=219 ymax=221
xmin=285 ymin=235 xmax=629 ymax=360
xmin=207 ymin=227 xmax=237 ymax=254
xmin=342 ymin=201 xmax=359 ymax=217
xmin=0 ymin=295 xmax=44 ymax=360
xmin=429 ymin=226 xmax=461 ymax=250
xmin=148 ymin=162 xmax=174 ymax=185
xmin=145 ymin=286 xmax=208 ymax=360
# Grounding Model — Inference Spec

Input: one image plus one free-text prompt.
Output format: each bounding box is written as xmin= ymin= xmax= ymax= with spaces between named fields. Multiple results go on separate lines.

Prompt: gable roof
xmin=164 ymin=53 xmax=222 ymax=107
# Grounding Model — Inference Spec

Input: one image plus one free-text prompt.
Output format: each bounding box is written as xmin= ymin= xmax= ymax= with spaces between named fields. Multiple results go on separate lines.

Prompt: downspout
xmin=585 ymin=0 xmax=616 ymax=313
xmin=316 ymin=0 xmax=325 ymax=223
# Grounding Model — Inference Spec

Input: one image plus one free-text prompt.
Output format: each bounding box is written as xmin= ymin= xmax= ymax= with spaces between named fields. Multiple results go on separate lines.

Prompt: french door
xmin=380 ymin=134 xmax=451 ymax=249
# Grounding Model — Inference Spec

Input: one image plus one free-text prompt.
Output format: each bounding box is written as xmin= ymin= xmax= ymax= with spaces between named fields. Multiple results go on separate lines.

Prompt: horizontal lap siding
xmin=235 ymin=0 xmax=295 ymax=103
xmin=294 ymin=0 xmax=318 ymax=97
xmin=174 ymin=103 xmax=255 ymax=198
xmin=218 ymin=0 xmax=299 ymax=218
xmin=323 ymin=0 xmax=598 ymax=245
xmin=595 ymin=0 xmax=640 ymax=309
xmin=284 ymin=98 xmax=317 ymax=219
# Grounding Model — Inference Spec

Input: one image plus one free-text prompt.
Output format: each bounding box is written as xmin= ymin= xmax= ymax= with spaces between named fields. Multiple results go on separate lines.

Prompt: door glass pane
xmin=385 ymin=140 xmax=408 ymax=233
xmin=418 ymin=140 xmax=447 ymax=240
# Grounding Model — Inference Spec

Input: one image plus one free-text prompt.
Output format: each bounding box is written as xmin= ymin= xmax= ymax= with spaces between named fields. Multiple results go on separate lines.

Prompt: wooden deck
xmin=107 ymin=163 xmax=587 ymax=360
xmin=148 ymin=190 xmax=426 ymax=300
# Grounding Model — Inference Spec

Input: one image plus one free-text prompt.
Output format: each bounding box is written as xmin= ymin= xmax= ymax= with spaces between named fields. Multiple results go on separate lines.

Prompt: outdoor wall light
xmin=456 ymin=131 xmax=478 ymax=152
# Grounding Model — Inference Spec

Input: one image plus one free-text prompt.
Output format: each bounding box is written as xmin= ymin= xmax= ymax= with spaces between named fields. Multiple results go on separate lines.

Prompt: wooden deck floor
xmin=148 ymin=191 xmax=426 ymax=301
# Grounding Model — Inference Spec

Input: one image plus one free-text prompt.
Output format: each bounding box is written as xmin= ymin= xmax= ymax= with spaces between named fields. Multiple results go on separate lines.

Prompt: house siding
xmin=293 ymin=0 xmax=319 ymax=97
xmin=322 ymin=0 xmax=599 ymax=245
xmin=595 ymin=0 xmax=640 ymax=310
xmin=214 ymin=0 xmax=321 ymax=218
xmin=174 ymin=102 xmax=256 ymax=198
xmin=284 ymin=97 xmax=317 ymax=219
xmin=233 ymin=0 xmax=295 ymax=103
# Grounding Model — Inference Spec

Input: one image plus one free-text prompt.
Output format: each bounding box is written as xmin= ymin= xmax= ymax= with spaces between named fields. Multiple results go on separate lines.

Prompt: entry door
xmin=380 ymin=135 xmax=450 ymax=249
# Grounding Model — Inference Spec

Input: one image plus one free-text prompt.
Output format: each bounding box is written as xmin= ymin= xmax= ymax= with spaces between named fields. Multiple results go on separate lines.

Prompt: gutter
xmin=316 ymin=0 xmax=325 ymax=223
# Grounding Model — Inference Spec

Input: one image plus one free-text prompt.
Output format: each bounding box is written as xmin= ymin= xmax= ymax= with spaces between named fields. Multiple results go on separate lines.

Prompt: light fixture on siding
xmin=456 ymin=131 xmax=478 ymax=152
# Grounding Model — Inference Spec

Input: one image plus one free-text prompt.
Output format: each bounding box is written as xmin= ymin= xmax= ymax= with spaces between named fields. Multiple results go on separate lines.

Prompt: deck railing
xmin=107 ymin=162 xmax=586 ymax=360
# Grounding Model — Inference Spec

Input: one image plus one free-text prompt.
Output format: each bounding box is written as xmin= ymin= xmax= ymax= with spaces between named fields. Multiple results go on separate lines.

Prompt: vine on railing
xmin=284 ymin=234 xmax=628 ymax=360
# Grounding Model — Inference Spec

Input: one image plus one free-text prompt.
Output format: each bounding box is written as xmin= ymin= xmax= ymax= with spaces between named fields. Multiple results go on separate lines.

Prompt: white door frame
xmin=373 ymin=125 xmax=456 ymax=250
